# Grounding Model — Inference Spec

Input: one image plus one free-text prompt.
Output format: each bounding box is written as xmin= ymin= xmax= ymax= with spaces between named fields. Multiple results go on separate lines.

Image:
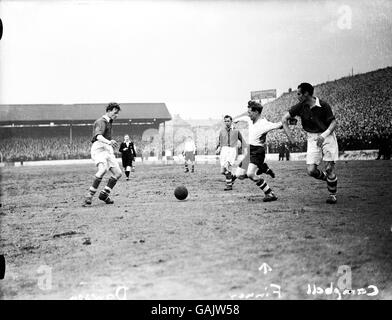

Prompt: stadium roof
xmin=0 ymin=103 xmax=171 ymax=125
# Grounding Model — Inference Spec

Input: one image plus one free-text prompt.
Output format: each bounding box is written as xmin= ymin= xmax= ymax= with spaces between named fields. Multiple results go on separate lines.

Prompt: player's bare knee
xmin=307 ymin=166 xmax=318 ymax=177
xmin=112 ymin=169 xmax=122 ymax=180
xmin=325 ymin=163 xmax=335 ymax=177
xmin=96 ymin=163 xmax=107 ymax=175
xmin=96 ymin=168 xmax=107 ymax=177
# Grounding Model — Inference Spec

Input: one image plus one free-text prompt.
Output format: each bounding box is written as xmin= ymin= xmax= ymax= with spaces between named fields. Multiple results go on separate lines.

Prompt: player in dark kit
xmin=216 ymin=115 xmax=246 ymax=191
xmin=83 ymin=102 xmax=122 ymax=206
xmin=119 ymin=134 xmax=137 ymax=180
xmin=282 ymin=83 xmax=339 ymax=204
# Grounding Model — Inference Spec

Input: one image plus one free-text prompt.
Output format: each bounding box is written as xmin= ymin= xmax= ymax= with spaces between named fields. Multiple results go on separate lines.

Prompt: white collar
xmin=314 ymin=97 xmax=321 ymax=107
xmin=102 ymin=115 xmax=111 ymax=122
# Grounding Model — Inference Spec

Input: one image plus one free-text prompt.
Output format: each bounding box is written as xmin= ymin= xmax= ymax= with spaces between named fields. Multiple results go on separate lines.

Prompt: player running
xmin=83 ymin=102 xmax=122 ymax=206
xmin=235 ymin=100 xmax=283 ymax=202
xmin=216 ymin=115 xmax=246 ymax=191
xmin=282 ymin=82 xmax=339 ymax=204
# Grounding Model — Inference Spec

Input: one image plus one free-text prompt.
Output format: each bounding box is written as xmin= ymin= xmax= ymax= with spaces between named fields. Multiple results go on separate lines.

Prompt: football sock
xmin=89 ymin=176 xmax=102 ymax=195
xmin=327 ymin=175 xmax=338 ymax=194
xmin=191 ymin=164 xmax=194 ymax=172
xmin=256 ymin=163 xmax=275 ymax=177
xmin=313 ymin=169 xmax=327 ymax=181
xmin=185 ymin=164 xmax=189 ymax=171
xmin=99 ymin=187 xmax=111 ymax=201
xmin=265 ymin=168 xmax=275 ymax=178
xmin=225 ymin=172 xmax=233 ymax=187
xmin=125 ymin=171 xmax=130 ymax=178
xmin=106 ymin=176 xmax=118 ymax=190
xmin=259 ymin=163 xmax=269 ymax=174
xmin=256 ymin=179 xmax=272 ymax=194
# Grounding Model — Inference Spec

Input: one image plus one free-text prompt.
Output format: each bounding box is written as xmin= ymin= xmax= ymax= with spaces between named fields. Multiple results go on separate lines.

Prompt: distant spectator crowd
xmin=0 ymin=136 xmax=151 ymax=163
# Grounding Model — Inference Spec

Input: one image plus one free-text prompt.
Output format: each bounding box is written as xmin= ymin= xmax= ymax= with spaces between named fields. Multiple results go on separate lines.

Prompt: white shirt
xmin=236 ymin=115 xmax=282 ymax=146
xmin=184 ymin=140 xmax=196 ymax=152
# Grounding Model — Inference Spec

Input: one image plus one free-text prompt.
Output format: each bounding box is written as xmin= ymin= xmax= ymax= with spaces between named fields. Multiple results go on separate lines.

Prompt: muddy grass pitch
xmin=1 ymin=160 xmax=392 ymax=299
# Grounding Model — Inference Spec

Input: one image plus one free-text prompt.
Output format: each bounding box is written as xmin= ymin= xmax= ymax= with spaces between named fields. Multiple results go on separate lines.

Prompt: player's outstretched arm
xmin=234 ymin=115 xmax=250 ymax=124
xmin=266 ymin=120 xmax=283 ymax=133
xmin=282 ymin=112 xmax=295 ymax=144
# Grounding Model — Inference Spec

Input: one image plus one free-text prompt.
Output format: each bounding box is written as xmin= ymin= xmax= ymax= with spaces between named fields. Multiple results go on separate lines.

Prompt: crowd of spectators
xmin=0 ymin=136 xmax=151 ymax=163
xmin=0 ymin=67 xmax=391 ymax=162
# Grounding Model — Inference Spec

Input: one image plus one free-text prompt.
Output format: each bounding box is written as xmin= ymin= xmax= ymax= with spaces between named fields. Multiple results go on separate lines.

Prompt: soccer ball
xmin=235 ymin=167 xmax=247 ymax=180
xmin=174 ymin=186 xmax=188 ymax=200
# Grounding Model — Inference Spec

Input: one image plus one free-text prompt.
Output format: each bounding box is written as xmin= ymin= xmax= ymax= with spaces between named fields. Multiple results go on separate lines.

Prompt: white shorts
xmin=306 ymin=132 xmax=339 ymax=165
xmin=234 ymin=166 xmax=247 ymax=179
xmin=91 ymin=141 xmax=120 ymax=170
xmin=220 ymin=146 xmax=237 ymax=170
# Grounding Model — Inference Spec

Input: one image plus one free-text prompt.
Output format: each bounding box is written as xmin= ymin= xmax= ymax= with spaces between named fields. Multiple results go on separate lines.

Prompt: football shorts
xmin=249 ymin=145 xmax=266 ymax=167
xmin=91 ymin=141 xmax=120 ymax=170
xmin=306 ymin=132 xmax=339 ymax=165
xmin=220 ymin=146 xmax=237 ymax=170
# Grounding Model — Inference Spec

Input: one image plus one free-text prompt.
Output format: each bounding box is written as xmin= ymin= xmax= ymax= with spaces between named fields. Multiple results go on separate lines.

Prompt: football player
xmin=282 ymin=82 xmax=339 ymax=204
xmin=216 ymin=115 xmax=246 ymax=190
xmin=83 ymin=102 xmax=122 ymax=205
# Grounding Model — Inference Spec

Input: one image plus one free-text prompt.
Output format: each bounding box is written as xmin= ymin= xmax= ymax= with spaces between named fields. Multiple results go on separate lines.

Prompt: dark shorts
xmin=249 ymin=145 xmax=266 ymax=168
xmin=122 ymin=155 xmax=134 ymax=168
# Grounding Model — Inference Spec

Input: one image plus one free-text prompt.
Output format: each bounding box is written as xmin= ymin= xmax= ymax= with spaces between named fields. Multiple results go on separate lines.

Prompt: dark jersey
xmin=119 ymin=142 xmax=136 ymax=157
xmin=289 ymin=98 xmax=335 ymax=133
xmin=217 ymin=128 xmax=244 ymax=148
xmin=91 ymin=116 xmax=113 ymax=143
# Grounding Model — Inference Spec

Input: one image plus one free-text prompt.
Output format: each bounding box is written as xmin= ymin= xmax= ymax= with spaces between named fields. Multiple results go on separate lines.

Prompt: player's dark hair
xmin=224 ymin=115 xmax=232 ymax=121
xmin=298 ymin=83 xmax=314 ymax=96
xmin=106 ymin=102 xmax=121 ymax=112
xmin=247 ymin=100 xmax=263 ymax=113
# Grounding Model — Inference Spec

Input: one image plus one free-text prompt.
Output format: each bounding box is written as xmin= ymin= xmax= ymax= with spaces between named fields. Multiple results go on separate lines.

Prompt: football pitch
xmin=1 ymin=160 xmax=392 ymax=300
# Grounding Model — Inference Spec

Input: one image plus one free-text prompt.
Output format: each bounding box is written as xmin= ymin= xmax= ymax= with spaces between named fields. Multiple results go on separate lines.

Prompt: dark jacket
xmin=119 ymin=141 xmax=136 ymax=167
